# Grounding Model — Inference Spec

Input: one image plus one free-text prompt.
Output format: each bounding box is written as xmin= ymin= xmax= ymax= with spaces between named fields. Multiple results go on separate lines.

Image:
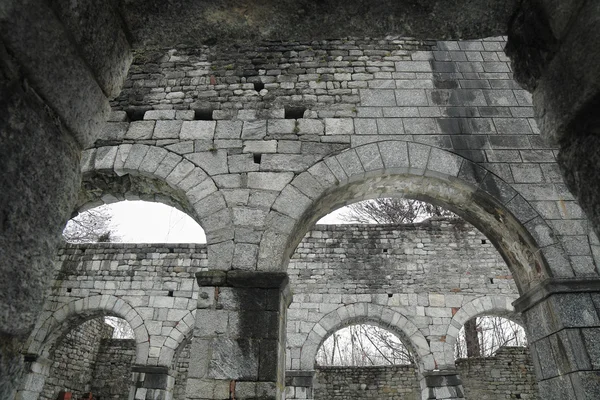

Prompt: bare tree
xmin=340 ymin=198 xmax=455 ymax=224
xmin=104 ymin=316 xmax=135 ymax=339
xmin=463 ymin=319 xmax=481 ymax=357
xmin=316 ymin=324 xmax=414 ymax=366
xmin=455 ymin=316 xmax=527 ymax=358
xmin=63 ymin=205 xmax=119 ymax=243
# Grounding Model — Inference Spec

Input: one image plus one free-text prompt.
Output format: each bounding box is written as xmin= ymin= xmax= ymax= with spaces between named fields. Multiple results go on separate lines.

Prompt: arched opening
xmin=455 ymin=316 xmax=526 ymax=359
xmin=313 ymin=323 xmax=420 ymax=400
xmin=455 ymin=316 xmax=538 ymax=399
xmin=38 ymin=315 xmax=136 ymax=400
xmin=285 ymin=184 xmax=533 ymax=398
xmin=281 ymin=172 xmax=549 ymax=294
xmin=63 ymin=200 xmax=206 ymax=243
xmin=171 ymin=335 xmax=193 ymax=400
xmin=316 ymin=323 xmax=414 ymax=366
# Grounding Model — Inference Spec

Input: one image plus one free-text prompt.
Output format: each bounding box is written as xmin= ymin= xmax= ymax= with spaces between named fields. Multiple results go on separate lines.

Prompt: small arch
xmin=259 ymin=142 xmax=568 ymax=294
xmin=158 ymin=309 xmax=196 ymax=366
xmin=80 ymin=145 xmax=231 ymax=248
xmin=170 ymin=331 xmax=194 ymax=400
xmin=299 ymin=303 xmax=434 ymax=372
xmin=443 ymin=295 xmax=520 ymax=364
xmin=27 ymin=295 xmax=149 ymax=365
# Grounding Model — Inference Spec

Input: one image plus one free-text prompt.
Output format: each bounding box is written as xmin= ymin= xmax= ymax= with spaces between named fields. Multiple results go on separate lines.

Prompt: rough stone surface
xmin=4 ymin=23 xmax=600 ymax=400
xmin=40 ymin=319 xmax=113 ymax=400
xmin=310 ymin=348 xmax=539 ymax=400
xmin=120 ymin=0 xmax=517 ymax=46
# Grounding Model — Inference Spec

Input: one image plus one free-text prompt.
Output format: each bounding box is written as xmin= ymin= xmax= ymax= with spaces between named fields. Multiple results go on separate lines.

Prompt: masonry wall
xmin=50 ymin=243 xmax=208 ymax=366
xmin=41 ymin=319 xmax=114 ymax=400
xmin=457 ymin=347 xmax=539 ymax=400
xmin=91 ymin=339 xmax=136 ymax=400
xmin=312 ymin=347 xmax=537 ymax=400
xmin=289 ymin=218 xmax=514 ymax=296
xmin=314 ymin=364 xmax=420 ymax=400
xmin=286 ymin=219 xmax=519 ymax=371
xmin=172 ymin=339 xmax=192 ymax=400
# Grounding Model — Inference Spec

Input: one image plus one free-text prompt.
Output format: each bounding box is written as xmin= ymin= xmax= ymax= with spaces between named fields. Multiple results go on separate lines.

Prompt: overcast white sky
xmin=101 ymin=201 xmax=352 ymax=243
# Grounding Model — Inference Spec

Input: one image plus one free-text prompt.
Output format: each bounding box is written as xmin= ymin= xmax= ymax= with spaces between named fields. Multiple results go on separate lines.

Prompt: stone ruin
xmin=2 ymin=2 xmax=600 ymax=399
xmin=23 ymin=219 xmax=538 ymax=399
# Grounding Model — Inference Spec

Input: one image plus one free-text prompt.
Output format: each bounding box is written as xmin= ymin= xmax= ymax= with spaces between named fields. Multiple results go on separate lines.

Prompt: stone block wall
xmin=286 ymin=219 xmax=519 ymax=371
xmin=91 ymin=339 xmax=136 ymax=400
xmin=289 ymin=218 xmax=514 ymax=296
xmin=457 ymin=347 xmax=539 ymax=400
xmin=310 ymin=346 xmax=538 ymax=400
xmin=314 ymin=364 xmax=420 ymax=400
xmin=35 ymin=222 xmax=526 ymax=396
xmin=40 ymin=319 xmax=113 ymax=400
xmin=48 ymin=243 xmax=208 ymax=366
xmin=172 ymin=339 xmax=192 ymax=400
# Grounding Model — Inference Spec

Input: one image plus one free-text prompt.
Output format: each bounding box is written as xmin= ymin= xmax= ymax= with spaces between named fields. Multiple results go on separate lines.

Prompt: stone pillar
xmin=185 ymin=271 xmax=292 ymax=400
xmin=285 ymin=370 xmax=315 ymax=399
xmin=420 ymin=371 xmax=465 ymax=400
xmin=514 ymin=278 xmax=600 ymax=399
xmin=0 ymin=2 xmax=131 ymax=397
xmin=131 ymin=365 xmax=175 ymax=400
xmin=14 ymin=355 xmax=51 ymax=400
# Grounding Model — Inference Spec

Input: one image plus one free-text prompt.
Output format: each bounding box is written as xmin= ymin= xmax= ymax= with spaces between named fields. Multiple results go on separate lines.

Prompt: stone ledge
xmin=285 ymin=370 xmax=315 ymax=387
xmin=513 ymin=278 xmax=600 ymax=313
xmin=131 ymin=365 xmax=169 ymax=374
xmin=422 ymin=370 xmax=462 ymax=387
xmin=196 ymin=270 xmax=289 ymax=289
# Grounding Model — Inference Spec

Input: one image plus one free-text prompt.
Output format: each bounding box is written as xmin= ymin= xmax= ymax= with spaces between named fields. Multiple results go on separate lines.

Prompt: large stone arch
xmin=443 ymin=295 xmax=521 ymax=365
xmin=79 ymin=144 xmax=231 ymax=254
xmin=299 ymin=303 xmax=434 ymax=372
xmin=26 ymin=294 xmax=149 ymax=364
xmin=259 ymin=141 xmax=575 ymax=294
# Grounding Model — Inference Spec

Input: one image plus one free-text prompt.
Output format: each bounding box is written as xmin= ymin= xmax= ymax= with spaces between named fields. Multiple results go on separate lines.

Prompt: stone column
xmin=185 ymin=271 xmax=292 ymax=400
xmin=14 ymin=355 xmax=51 ymax=400
xmin=420 ymin=370 xmax=465 ymax=400
xmin=0 ymin=2 xmax=131 ymax=397
xmin=514 ymin=278 xmax=600 ymax=399
xmin=131 ymin=365 xmax=175 ymax=400
xmin=285 ymin=370 xmax=315 ymax=399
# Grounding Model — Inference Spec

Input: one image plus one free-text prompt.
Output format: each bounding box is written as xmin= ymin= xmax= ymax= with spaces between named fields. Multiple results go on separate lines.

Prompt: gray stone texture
xmin=4 ymin=10 xmax=600 ymax=398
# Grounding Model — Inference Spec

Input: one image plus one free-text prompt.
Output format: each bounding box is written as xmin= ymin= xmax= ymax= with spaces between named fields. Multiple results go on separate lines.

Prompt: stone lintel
xmin=285 ymin=370 xmax=315 ymax=387
xmin=422 ymin=370 xmax=462 ymax=387
xmin=513 ymin=277 xmax=600 ymax=313
xmin=196 ymin=270 xmax=289 ymax=289
xmin=131 ymin=365 xmax=169 ymax=374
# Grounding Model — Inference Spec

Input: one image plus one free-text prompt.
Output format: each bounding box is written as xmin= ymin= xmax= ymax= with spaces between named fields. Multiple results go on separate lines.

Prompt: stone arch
xmin=259 ymin=141 xmax=572 ymax=294
xmin=79 ymin=144 xmax=231 ymax=246
xmin=27 ymin=294 xmax=149 ymax=365
xmin=442 ymin=295 xmax=522 ymax=364
xmin=299 ymin=303 xmax=434 ymax=372
xmin=158 ymin=309 xmax=196 ymax=366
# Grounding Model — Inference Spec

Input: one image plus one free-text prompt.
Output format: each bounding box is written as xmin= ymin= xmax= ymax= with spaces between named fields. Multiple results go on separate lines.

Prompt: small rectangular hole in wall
xmin=253 ymin=153 xmax=262 ymax=164
xmin=24 ymin=354 xmax=37 ymax=362
xmin=66 ymin=288 xmax=72 ymax=293
xmin=388 ymin=293 xmax=393 ymax=298
xmin=168 ymin=290 xmax=174 ymax=297
xmin=382 ymin=248 xmax=388 ymax=253
xmin=254 ymin=82 xmax=265 ymax=92
xmin=285 ymin=106 xmax=306 ymax=119
xmin=194 ymin=109 xmax=214 ymax=120
xmin=489 ymin=278 xmax=494 ymax=284
xmin=481 ymin=239 xmax=487 ymax=244
xmin=125 ymin=108 xmax=149 ymax=121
